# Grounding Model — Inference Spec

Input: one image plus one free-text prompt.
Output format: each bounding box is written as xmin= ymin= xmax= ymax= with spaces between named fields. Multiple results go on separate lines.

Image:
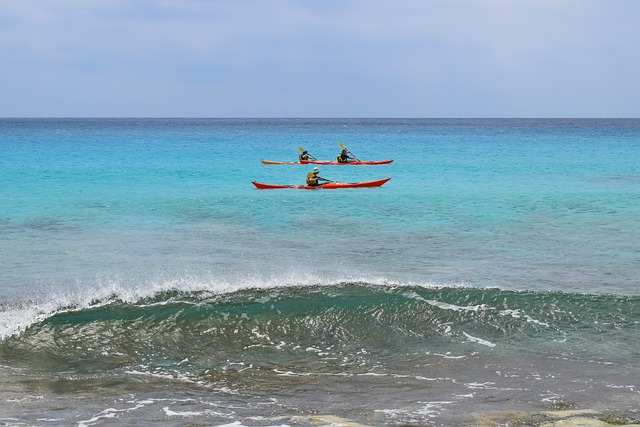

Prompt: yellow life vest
xmin=306 ymin=172 xmax=318 ymax=185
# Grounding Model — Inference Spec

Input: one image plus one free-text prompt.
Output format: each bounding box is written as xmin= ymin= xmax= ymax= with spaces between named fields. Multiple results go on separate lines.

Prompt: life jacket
xmin=337 ymin=153 xmax=349 ymax=163
xmin=299 ymin=153 xmax=309 ymax=162
xmin=306 ymin=172 xmax=319 ymax=185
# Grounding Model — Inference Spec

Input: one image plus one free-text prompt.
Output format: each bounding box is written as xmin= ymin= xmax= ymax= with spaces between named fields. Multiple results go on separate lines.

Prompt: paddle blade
xmin=339 ymin=142 xmax=346 ymax=149
xmin=299 ymin=146 xmax=305 ymax=151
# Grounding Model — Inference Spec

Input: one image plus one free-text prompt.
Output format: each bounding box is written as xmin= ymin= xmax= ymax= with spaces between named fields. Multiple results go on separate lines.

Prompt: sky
xmin=1 ymin=0 xmax=639 ymax=118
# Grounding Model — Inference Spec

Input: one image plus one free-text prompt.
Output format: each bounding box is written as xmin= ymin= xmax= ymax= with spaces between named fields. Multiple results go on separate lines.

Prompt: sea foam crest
xmin=0 ymin=273 xmax=449 ymax=339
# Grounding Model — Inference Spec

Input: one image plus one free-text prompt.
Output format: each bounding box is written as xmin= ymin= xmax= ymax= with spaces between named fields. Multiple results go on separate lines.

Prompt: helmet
xmin=313 ymin=167 xmax=320 ymax=173
xmin=342 ymin=149 xmax=347 ymax=154
xmin=302 ymin=150 xmax=307 ymax=154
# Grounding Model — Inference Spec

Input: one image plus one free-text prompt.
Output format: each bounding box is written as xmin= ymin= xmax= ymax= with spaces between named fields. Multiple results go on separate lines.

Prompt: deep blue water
xmin=1 ymin=118 xmax=639 ymax=426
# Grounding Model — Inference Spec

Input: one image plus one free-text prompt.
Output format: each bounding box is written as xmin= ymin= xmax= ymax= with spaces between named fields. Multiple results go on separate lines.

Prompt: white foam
xmin=463 ymin=332 xmax=496 ymax=348
xmin=432 ymin=352 xmax=467 ymax=359
xmin=375 ymin=401 xmax=452 ymax=419
xmin=163 ymin=407 xmax=209 ymax=417
xmin=403 ymin=291 xmax=491 ymax=312
xmin=499 ymin=308 xmax=550 ymax=327
xmin=76 ymin=403 xmax=146 ymax=427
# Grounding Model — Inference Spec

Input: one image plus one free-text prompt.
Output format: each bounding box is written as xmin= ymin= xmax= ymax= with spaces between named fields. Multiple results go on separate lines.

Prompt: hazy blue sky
xmin=2 ymin=1 xmax=639 ymax=117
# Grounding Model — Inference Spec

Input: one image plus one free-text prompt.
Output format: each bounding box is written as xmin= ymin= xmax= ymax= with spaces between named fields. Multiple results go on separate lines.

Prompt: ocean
xmin=1 ymin=118 xmax=639 ymax=426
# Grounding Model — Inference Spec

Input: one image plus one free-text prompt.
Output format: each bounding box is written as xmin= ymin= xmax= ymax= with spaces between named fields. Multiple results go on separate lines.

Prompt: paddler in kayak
xmin=306 ymin=167 xmax=330 ymax=186
xmin=299 ymin=150 xmax=311 ymax=162
xmin=337 ymin=148 xmax=356 ymax=163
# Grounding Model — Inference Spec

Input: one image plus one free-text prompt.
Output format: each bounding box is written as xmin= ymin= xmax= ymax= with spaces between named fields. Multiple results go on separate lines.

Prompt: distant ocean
xmin=1 ymin=118 xmax=639 ymax=426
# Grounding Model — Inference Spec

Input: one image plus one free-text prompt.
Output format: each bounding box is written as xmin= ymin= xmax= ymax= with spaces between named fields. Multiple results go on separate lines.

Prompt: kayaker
xmin=306 ymin=167 xmax=330 ymax=186
xmin=337 ymin=148 xmax=355 ymax=163
xmin=299 ymin=150 xmax=311 ymax=162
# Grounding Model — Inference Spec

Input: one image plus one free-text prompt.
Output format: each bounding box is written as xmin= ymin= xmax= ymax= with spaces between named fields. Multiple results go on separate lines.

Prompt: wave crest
xmin=3 ymin=283 xmax=638 ymax=376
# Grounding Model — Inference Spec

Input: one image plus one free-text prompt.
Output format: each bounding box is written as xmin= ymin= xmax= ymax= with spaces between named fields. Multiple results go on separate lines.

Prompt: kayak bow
xmin=261 ymin=159 xmax=393 ymax=165
xmin=252 ymin=177 xmax=391 ymax=189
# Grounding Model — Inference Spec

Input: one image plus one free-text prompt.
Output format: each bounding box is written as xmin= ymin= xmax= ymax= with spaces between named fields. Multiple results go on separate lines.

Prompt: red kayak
xmin=261 ymin=159 xmax=393 ymax=165
xmin=252 ymin=177 xmax=391 ymax=189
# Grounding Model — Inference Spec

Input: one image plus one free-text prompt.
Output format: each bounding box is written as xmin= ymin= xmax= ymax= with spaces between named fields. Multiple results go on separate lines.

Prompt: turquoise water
xmin=1 ymin=118 xmax=639 ymax=426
